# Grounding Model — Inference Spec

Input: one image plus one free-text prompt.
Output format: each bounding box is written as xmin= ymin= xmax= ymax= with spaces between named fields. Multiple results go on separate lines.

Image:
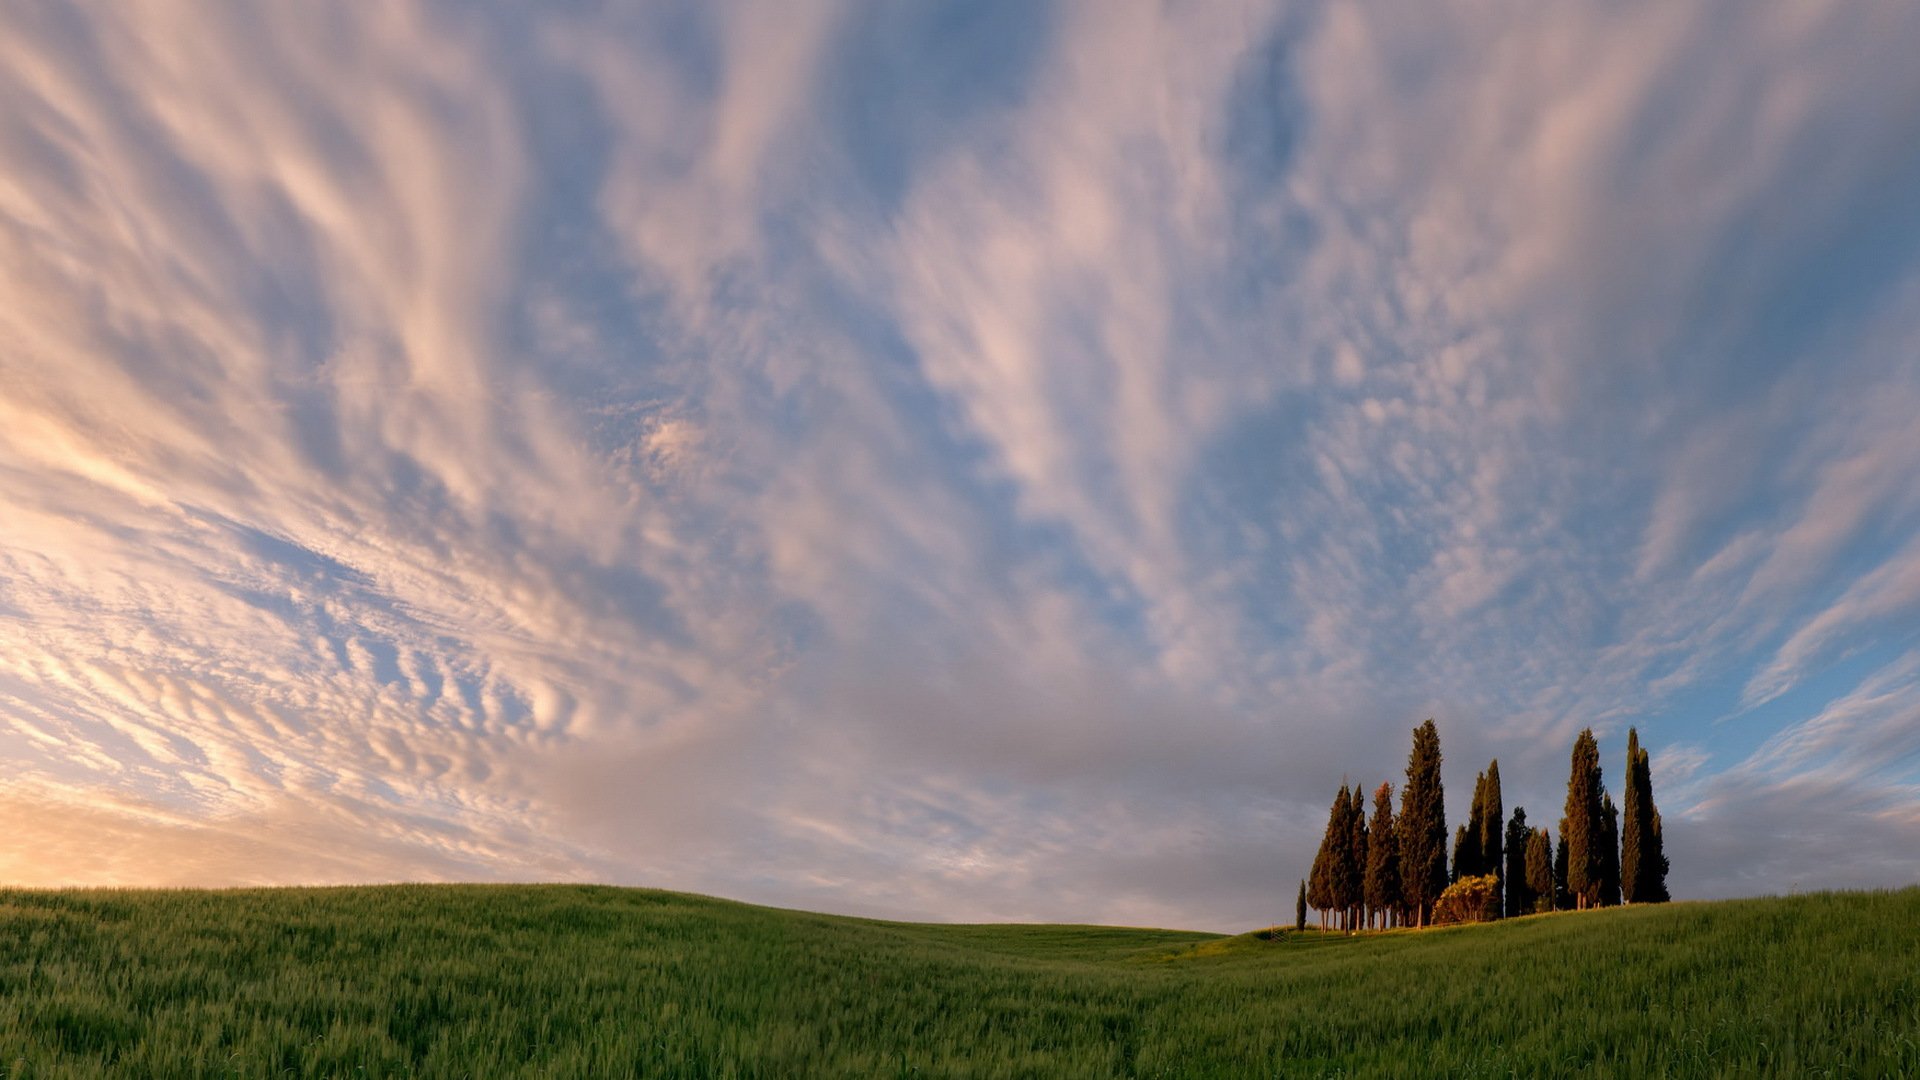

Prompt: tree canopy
xmin=1479 ymin=761 xmax=1504 ymax=914
xmin=1503 ymin=807 xmax=1531 ymax=917
xmin=1525 ymin=828 xmax=1554 ymax=914
xmin=1364 ymin=782 xmax=1401 ymax=930
xmin=1341 ymin=784 xmax=1369 ymax=930
xmin=1398 ymin=719 xmax=1448 ymax=927
xmin=1293 ymin=721 xmax=1672 ymax=929
xmin=1563 ymin=728 xmax=1606 ymax=909
xmin=1622 ymin=727 xmax=1671 ymax=903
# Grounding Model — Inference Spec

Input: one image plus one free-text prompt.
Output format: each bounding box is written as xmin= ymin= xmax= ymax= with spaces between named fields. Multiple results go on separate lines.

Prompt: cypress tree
xmin=1622 ymin=728 xmax=1646 ymax=903
xmin=1365 ymin=781 xmax=1401 ymax=931
xmin=1503 ymin=807 xmax=1530 ymax=917
xmin=1296 ymin=879 xmax=1307 ymax=931
xmin=1563 ymin=728 xmax=1605 ymax=909
xmin=1554 ymin=817 xmax=1571 ymax=910
xmin=1307 ymin=787 xmax=1342 ymax=929
xmin=1525 ymin=827 xmax=1554 ymax=913
xmin=1345 ymin=785 xmax=1369 ymax=932
xmin=1480 ymin=760 xmax=1504 ymax=917
xmin=1306 ymin=841 xmax=1326 ymax=929
xmin=1398 ymin=719 xmax=1448 ymax=927
xmin=1328 ymin=783 xmax=1357 ymax=931
xmin=1457 ymin=773 xmax=1483 ymax=881
xmin=1623 ymin=728 xmax=1672 ymax=903
xmin=1647 ymin=810 xmax=1671 ymax=902
xmin=1599 ymin=790 xmax=1621 ymax=907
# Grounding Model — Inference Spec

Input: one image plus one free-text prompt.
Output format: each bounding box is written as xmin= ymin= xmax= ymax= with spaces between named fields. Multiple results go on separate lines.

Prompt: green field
xmin=0 ymin=885 xmax=1913 ymax=1077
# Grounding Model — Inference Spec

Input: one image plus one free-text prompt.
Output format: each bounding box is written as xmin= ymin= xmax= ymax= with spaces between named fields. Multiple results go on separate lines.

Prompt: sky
xmin=0 ymin=0 xmax=1916 ymax=931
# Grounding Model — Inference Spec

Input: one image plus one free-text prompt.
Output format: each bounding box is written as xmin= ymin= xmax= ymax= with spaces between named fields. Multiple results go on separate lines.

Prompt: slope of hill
xmin=0 ymin=884 xmax=1913 ymax=1076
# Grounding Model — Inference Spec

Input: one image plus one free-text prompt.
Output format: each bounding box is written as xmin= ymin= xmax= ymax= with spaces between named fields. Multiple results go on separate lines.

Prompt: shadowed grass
xmin=0 ymin=885 xmax=1912 ymax=1076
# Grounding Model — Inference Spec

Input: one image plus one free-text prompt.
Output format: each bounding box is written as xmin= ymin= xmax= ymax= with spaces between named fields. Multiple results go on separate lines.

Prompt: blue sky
xmin=0 ymin=0 xmax=1915 ymax=929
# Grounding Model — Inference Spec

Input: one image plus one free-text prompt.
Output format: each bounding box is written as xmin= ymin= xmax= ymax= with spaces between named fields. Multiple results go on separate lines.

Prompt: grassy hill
xmin=0 ymin=885 xmax=1913 ymax=1077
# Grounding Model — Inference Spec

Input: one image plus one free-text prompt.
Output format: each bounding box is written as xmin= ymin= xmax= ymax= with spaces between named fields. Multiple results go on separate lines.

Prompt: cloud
xmin=1744 ymin=534 xmax=1920 ymax=709
xmin=0 ymin=0 xmax=1916 ymax=931
xmin=1671 ymin=651 xmax=1920 ymax=896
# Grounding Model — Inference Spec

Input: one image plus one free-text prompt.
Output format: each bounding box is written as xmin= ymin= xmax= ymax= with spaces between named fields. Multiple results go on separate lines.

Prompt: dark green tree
xmin=1398 ymin=719 xmax=1448 ymax=927
xmin=1456 ymin=771 xmax=1485 ymax=881
xmin=1295 ymin=879 xmax=1307 ymax=931
xmin=1480 ymin=760 xmax=1504 ymax=917
xmin=1599 ymin=790 xmax=1621 ymax=907
xmin=1554 ymin=817 xmax=1571 ymax=910
xmin=1345 ymin=785 xmax=1369 ymax=932
xmin=1365 ymin=782 xmax=1400 ymax=930
xmin=1622 ymin=728 xmax=1646 ymax=902
xmin=1525 ymin=827 xmax=1554 ymax=914
xmin=1327 ymin=783 xmax=1358 ymax=931
xmin=1503 ymin=806 xmax=1531 ymax=917
xmin=1622 ymin=727 xmax=1672 ymax=903
xmin=1307 ymin=786 xmax=1341 ymax=929
xmin=1306 ymin=845 xmax=1327 ymax=929
xmin=1563 ymin=728 xmax=1606 ymax=909
xmin=1647 ymin=810 xmax=1671 ymax=902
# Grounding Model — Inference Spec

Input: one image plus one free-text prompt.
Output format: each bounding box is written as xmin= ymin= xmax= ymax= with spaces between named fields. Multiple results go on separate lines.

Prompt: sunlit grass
xmin=0 ymin=884 xmax=1912 ymax=1076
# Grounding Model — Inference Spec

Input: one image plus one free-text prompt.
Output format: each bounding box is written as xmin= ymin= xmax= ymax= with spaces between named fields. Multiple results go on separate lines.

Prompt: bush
xmin=1432 ymin=874 xmax=1501 ymax=925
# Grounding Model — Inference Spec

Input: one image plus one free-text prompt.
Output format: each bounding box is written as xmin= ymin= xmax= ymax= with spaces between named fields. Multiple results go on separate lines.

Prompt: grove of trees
xmin=1297 ymin=721 xmax=1670 ymax=929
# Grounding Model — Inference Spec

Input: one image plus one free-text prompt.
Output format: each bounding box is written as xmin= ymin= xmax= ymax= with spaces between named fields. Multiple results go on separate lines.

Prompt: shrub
xmin=1432 ymin=874 xmax=1501 ymax=925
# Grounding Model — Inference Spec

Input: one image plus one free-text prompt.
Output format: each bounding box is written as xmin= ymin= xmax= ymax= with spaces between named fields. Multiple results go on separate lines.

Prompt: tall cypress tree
xmin=1503 ymin=807 xmax=1531 ymax=917
xmin=1365 ymin=782 xmax=1401 ymax=931
xmin=1327 ymin=783 xmax=1356 ymax=931
xmin=1296 ymin=879 xmax=1307 ymax=932
xmin=1525 ymin=827 xmax=1554 ymax=914
xmin=1307 ymin=838 xmax=1327 ymax=928
xmin=1345 ymin=785 xmax=1370 ymax=931
xmin=1623 ymin=728 xmax=1672 ymax=903
xmin=1554 ymin=817 xmax=1571 ymax=910
xmin=1398 ymin=719 xmax=1448 ymax=927
xmin=1622 ymin=728 xmax=1646 ymax=903
xmin=1480 ymin=760 xmax=1504 ymax=917
xmin=1563 ymin=728 xmax=1605 ymax=909
xmin=1599 ymin=790 xmax=1621 ymax=907
xmin=1457 ymin=772 xmax=1485 ymax=881
xmin=1647 ymin=810 xmax=1670 ymax=902
xmin=1307 ymin=786 xmax=1342 ymax=929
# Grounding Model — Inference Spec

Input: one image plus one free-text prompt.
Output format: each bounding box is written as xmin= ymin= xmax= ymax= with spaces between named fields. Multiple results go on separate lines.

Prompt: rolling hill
xmin=0 ymin=884 xmax=1913 ymax=1076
